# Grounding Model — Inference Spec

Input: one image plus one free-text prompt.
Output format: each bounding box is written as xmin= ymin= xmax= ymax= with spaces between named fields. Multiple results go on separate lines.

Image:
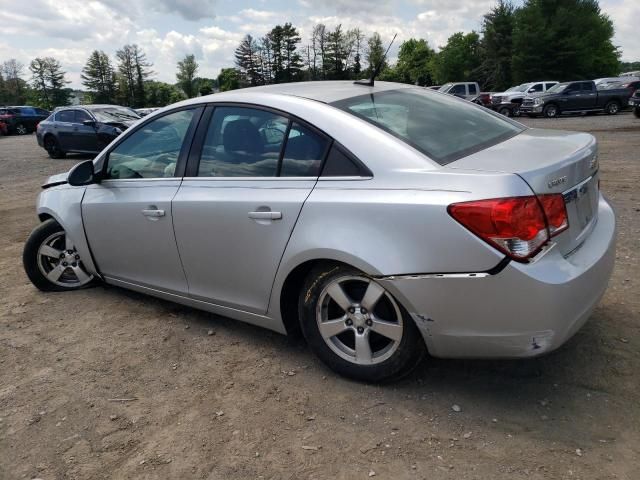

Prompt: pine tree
xmin=267 ymin=23 xmax=303 ymax=83
xmin=476 ymin=1 xmax=516 ymax=90
xmin=116 ymin=44 xmax=152 ymax=107
xmin=29 ymin=57 xmax=70 ymax=109
xmin=81 ymin=50 xmax=116 ymax=104
xmin=235 ymin=35 xmax=261 ymax=86
xmin=176 ymin=54 xmax=199 ymax=97
xmin=366 ymin=33 xmax=387 ymax=77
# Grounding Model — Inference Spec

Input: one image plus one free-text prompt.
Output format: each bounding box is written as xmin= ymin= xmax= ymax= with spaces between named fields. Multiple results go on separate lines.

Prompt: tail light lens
xmin=448 ymin=194 xmax=568 ymax=261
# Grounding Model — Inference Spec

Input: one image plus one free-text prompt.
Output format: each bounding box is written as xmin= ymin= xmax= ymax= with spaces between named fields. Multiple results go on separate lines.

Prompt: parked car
xmin=630 ymin=89 xmax=640 ymax=118
xmin=470 ymin=92 xmax=493 ymax=107
xmin=36 ymin=105 xmax=141 ymax=158
xmin=600 ymin=79 xmax=640 ymax=92
xmin=22 ymin=81 xmax=615 ymax=382
xmin=491 ymin=81 xmax=559 ymax=116
xmin=135 ymin=107 xmax=160 ymax=117
xmin=427 ymin=85 xmax=441 ymax=90
xmin=520 ymin=80 xmax=633 ymax=118
xmin=438 ymin=82 xmax=481 ymax=100
xmin=0 ymin=106 xmax=50 ymax=134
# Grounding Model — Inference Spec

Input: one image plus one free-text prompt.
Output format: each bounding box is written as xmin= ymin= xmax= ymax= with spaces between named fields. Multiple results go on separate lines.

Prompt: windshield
xmin=546 ymin=83 xmax=567 ymax=93
xmin=438 ymin=83 xmax=453 ymax=92
xmin=509 ymin=84 xmax=529 ymax=92
xmin=91 ymin=107 xmax=141 ymax=123
xmin=331 ymin=88 xmax=524 ymax=165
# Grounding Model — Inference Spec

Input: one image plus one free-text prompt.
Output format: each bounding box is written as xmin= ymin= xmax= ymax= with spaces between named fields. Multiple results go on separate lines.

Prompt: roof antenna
xmin=354 ymin=33 xmax=397 ymax=87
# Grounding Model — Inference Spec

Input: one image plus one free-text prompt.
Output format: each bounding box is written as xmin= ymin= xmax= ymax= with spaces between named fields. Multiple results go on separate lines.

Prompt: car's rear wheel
xmin=543 ymin=104 xmax=559 ymax=118
xmin=635 ymin=107 xmax=640 ymax=118
xmin=604 ymin=101 xmax=620 ymax=115
xmin=15 ymin=123 xmax=28 ymax=135
xmin=44 ymin=135 xmax=66 ymax=159
xmin=498 ymin=106 xmax=511 ymax=117
xmin=23 ymin=219 xmax=95 ymax=292
xmin=299 ymin=264 xmax=425 ymax=382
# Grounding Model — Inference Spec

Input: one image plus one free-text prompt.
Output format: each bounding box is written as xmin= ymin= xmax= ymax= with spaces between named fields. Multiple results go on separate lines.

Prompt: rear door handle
xmin=248 ymin=211 xmax=282 ymax=220
xmin=142 ymin=209 xmax=165 ymax=218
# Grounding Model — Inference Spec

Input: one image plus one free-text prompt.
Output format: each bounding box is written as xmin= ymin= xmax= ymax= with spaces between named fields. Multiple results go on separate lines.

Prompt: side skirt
xmin=103 ymin=276 xmax=287 ymax=335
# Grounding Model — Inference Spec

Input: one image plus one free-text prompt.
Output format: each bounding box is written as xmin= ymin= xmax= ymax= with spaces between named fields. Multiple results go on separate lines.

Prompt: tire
xmin=543 ymin=104 xmax=559 ymax=118
xmin=23 ymin=219 xmax=95 ymax=292
xmin=635 ymin=107 xmax=640 ymax=119
xmin=498 ymin=107 xmax=511 ymax=117
xmin=44 ymin=135 xmax=66 ymax=159
xmin=604 ymin=101 xmax=620 ymax=115
xmin=15 ymin=123 xmax=28 ymax=135
xmin=299 ymin=263 xmax=425 ymax=382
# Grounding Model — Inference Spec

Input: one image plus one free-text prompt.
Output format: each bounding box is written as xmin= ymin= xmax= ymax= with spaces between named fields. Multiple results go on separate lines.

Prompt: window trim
xmin=185 ymin=102 xmax=369 ymax=180
xmin=98 ymin=105 xmax=204 ymax=181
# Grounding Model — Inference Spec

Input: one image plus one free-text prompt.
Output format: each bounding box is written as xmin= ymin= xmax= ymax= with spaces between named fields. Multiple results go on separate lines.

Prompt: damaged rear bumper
xmin=378 ymin=194 xmax=616 ymax=359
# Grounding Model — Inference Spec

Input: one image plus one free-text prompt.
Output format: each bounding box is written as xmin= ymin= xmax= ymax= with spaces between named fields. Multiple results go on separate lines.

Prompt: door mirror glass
xmin=68 ymin=160 xmax=97 ymax=186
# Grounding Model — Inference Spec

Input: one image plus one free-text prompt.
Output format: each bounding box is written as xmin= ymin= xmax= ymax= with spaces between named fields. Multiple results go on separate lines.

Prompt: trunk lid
xmin=448 ymin=128 xmax=600 ymax=256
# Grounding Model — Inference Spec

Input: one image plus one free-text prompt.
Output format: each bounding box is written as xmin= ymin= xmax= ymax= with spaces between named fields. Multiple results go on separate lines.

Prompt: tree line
xmin=0 ymin=46 xmax=216 ymax=110
xmin=228 ymin=0 xmax=622 ymax=91
xmin=0 ymin=0 xmax=629 ymax=110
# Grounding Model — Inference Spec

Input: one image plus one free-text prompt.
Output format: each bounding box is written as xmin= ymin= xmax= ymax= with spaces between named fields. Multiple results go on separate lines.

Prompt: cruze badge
xmin=548 ymin=176 xmax=567 ymax=189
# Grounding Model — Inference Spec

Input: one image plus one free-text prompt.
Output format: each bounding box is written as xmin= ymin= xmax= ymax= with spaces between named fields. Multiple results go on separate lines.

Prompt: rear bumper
xmin=380 ymin=194 xmax=616 ymax=359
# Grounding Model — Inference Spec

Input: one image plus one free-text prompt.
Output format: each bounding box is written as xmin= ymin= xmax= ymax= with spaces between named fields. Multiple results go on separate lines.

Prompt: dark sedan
xmin=0 ymin=106 xmax=50 ymax=134
xmin=36 ymin=105 xmax=141 ymax=158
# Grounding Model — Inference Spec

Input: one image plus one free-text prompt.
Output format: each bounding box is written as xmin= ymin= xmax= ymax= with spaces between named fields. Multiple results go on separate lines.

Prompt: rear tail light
xmin=448 ymin=194 xmax=568 ymax=261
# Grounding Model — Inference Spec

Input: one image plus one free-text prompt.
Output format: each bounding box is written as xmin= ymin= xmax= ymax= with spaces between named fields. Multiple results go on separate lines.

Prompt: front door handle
xmin=248 ymin=211 xmax=282 ymax=220
xmin=142 ymin=208 xmax=165 ymax=218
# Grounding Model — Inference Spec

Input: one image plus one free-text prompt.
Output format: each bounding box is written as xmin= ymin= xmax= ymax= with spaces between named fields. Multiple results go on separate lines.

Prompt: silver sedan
xmin=23 ymin=81 xmax=616 ymax=381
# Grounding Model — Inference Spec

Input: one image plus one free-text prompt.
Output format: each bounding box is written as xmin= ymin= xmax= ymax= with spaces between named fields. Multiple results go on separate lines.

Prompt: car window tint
xmin=75 ymin=110 xmax=92 ymax=123
xmin=36 ymin=108 xmax=49 ymax=115
xmin=581 ymin=82 xmax=594 ymax=91
xmin=332 ymin=88 xmax=523 ymax=165
xmin=197 ymin=107 xmax=288 ymax=177
xmin=57 ymin=110 xmax=75 ymax=122
xmin=105 ymin=109 xmax=196 ymax=180
xmin=449 ymin=84 xmax=466 ymax=94
xmin=280 ymin=122 xmax=329 ymax=177
xmin=468 ymin=84 xmax=477 ymax=94
xmin=321 ymin=145 xmax=363 ymax=176
xmin=532 ymin=83 xmax=544 ymax=92
xmin=20 ymin=108 xmax=36 ymax=115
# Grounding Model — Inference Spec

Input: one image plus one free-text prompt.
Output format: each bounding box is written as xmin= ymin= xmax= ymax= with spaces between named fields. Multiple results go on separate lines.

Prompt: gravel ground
xmin=1 ymin=111 xmax=639 ymax=480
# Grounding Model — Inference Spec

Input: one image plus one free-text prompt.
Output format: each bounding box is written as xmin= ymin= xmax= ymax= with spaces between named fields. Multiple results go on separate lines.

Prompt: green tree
xmin=176 ymin=54 xmax=199 ymax=97
xmin=429 ymin=32 xmax=481 ymax=84
xmin=235 ymin=35 xmax=261 ymax=86
xmin=512 ymin=0 xmax=619 ymax=83
xmin=145 ymin=80 xmax=187 ymax=107
xmin=116 ymin=44 xmax=153 ymax=107
xmin=1 ymin=59 xmax=28 ymax=105
xmin=477 ymin=1 xmax=515 ymax=90
xmin=392 ymin=38 xmax=435 ymax=86
xmin=81 ymin=50 xmax=116 ymax=104
xmin=267 ymin=23 xmax=303 ymax=83
xmin=29 ymin=57 xmax=70 ymax=109
xmin=217 ymin=68 xmax=241 ymax=91
xmin=366 ymin=32 xmax=387 ymax=77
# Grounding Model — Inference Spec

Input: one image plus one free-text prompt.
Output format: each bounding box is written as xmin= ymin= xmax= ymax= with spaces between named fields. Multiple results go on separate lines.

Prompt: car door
xmin=580 ymin=82 xmax=598 ymax=108
xmin=172 ymin=105 xmax=330 ymax=314
xmin=54 ymin=109 xmax=76 ymax=150
xmin=82 ymin=107 xmax=203 ymax=294
xmin=560 ymin=82 xmax=584 ymax=110
xmin=72 ymin=109 xmax=100 ymax=152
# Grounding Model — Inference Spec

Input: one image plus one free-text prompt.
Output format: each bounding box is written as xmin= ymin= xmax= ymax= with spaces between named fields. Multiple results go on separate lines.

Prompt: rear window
xmin=331 ymin=88 xmax=524 ymax=165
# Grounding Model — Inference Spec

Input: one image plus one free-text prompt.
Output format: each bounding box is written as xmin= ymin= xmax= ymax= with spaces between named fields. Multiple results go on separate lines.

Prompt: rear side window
xmin=56 ymin=110 xmax=74 ymax=122
xmin=75 ymin=110 xmax=92 ymax=123
xmin=544 ymin=82 xmax=557 ymax=90
xmin=19 ymin=108 xmax=36 ymax=115
xmin=321 ymin=145 xmax=364 ymax=176
xmin=468 ymin=84 xmax=477 ymax=94
xmin=280 ymin=122 xmax=329 ymax=177
xmin=332 ymin=88 xmax=523 ymax=165
xmin=581 ymin=82 xmax=595 ymax=92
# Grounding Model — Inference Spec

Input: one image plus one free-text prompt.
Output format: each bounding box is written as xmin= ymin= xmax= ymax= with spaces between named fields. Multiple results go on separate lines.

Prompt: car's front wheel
xmin=44 ymin=135 xmax=66 ymax=159
xmin=299 ymin=264 xmax=425 ymax=382
xmin=23 ymin=219 xmax=95 ymax=292
xmin=543 ymin=104 xmax=559 ymax=118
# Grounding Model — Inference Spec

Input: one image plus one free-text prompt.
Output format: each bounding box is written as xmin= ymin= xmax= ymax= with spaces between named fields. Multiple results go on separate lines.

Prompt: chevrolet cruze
xmin=23 ymin=81 xmax=616 ymax=381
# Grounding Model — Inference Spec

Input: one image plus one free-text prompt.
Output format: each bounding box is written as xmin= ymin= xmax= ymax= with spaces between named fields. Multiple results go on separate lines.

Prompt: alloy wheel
xmin=316 ymin=276 xmax=403 ymax=366
xmin=36 ymin=231 xmax=93 ymax=288
xmin=16 ymin=124 xmax=27 ymax=135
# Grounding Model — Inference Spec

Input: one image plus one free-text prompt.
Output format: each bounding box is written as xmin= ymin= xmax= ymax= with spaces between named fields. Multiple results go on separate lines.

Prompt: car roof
xmin=192 ymin=81 xmax=415 ymax=104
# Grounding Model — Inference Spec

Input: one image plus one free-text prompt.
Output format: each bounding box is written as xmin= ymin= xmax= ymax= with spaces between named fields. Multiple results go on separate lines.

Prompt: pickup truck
xmin=490 ymin=81 xmax=558 ymax=116
xmin=438 ymin=82 xmax=481 ymax=100
xmin=520 ymin=80 xmax=633 ymax=118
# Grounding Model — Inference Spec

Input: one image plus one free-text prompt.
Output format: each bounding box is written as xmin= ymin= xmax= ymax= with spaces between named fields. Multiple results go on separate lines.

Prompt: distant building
xmin=68 ymin=90 xmax=87 ymax=106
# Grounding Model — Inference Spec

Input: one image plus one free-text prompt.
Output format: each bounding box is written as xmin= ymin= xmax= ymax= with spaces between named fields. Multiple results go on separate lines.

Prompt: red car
xmin=0 ymin=120 xmax=8 ymax=136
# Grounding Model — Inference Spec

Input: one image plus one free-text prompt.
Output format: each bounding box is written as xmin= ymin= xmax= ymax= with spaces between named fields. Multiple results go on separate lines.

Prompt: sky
xmin=0 ymin=0 xmax=637 ymax=89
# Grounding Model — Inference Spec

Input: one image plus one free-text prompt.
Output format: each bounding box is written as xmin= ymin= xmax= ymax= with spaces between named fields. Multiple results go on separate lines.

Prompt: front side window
xmin=75 ymin=110 xmax=92 ymax=123
xmin=105 ymin=109 xmax=196 ymax=179
xmin=531 ymin=83 xmax=544 ymax=92
xmin=197 ymin=107 xmax=288 ymax=177
xmin=56 ymin=110 xmax=74 ymax=123
xmin=448 ymin=84 xmax=467 ymax=95
xmin=332 ymin=88 xmax=523 ymax=165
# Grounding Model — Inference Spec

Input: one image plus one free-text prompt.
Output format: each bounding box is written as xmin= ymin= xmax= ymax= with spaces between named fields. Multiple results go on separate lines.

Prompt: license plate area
xmin=563 ymin=175 xmax=596 ymax=231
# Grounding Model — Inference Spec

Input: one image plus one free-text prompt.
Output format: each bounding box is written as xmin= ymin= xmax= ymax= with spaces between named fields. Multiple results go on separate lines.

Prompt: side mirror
xmin=528 ymin=88 xmax=535 ymax=93
xmin=68 ymin=160 xmax=98 ymax=186
xmin=83 ymin=120 xmax=97 ymax=128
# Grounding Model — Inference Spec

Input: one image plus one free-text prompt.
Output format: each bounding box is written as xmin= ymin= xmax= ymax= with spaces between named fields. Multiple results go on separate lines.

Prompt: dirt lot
xmin=1 ymin=112 xmax=639 ymax=480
